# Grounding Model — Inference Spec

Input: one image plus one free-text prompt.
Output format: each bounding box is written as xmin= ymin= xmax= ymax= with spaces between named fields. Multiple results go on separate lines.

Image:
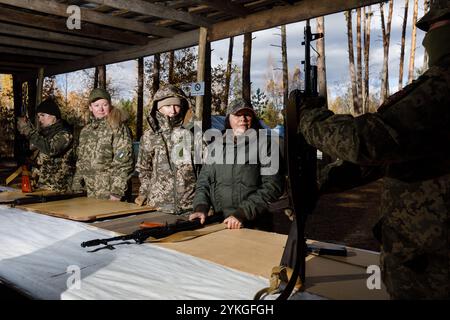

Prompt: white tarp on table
xmin=0 ymin=205 xmax=270 ymax=300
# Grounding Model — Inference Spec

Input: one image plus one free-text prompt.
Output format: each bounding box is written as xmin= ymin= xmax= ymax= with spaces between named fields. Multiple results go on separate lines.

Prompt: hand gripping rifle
xmin=276 ymin=20 xmax=323 ymax=300
xmin=81 ymin=214 xmax=223 ymax=251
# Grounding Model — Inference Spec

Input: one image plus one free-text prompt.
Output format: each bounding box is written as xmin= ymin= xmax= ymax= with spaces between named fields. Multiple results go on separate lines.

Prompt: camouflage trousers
xmin=380 ymin=224 xmax=449 ymax=299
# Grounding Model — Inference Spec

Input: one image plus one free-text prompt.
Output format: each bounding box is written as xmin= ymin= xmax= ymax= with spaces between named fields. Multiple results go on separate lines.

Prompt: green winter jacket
xmin=193 ymin=129 xmax=284 ymax=224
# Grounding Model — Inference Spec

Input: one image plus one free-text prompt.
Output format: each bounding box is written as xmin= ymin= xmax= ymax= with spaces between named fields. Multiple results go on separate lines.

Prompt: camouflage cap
xmin=89 ymin=88 xmax=111 ymax=104
xmin=226 ymin=98 xmax=256 ymax=116
xmin=416 ymin=0 xmax=450 ymax=31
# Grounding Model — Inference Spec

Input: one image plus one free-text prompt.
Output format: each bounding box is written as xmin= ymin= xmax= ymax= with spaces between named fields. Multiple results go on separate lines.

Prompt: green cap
xmin=89 ymin=88 xmax=111 ymax=104
xmin=416 ymin=0 xmax=450 ymax=31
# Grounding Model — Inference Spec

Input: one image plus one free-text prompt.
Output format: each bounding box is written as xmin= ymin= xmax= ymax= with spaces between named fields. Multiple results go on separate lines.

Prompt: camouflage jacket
xmin=72 ymin=108 xmax=133 ymax=199
xmin=299 ymin=55 xmax=450 ymax=297
xmin=27 ymin=120 xmax=75 ymax=192
xmin=135 ymin=85 xmax=197 ymax=213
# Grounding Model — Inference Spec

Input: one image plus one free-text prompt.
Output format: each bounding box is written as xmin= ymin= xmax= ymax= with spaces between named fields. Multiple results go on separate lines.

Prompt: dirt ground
xmin=305 ymin=179 xmax=382 ymax=252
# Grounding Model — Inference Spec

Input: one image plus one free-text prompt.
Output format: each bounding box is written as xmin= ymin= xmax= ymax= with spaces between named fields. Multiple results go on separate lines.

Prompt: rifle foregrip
xmin=81 ymin=239 xmax=105 ymax=248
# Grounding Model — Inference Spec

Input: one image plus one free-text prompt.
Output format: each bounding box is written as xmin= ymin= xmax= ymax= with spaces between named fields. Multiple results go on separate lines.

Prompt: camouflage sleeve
xmin=109 ymin=125 xmax=133 ymax=197
xmin=318 ymin=159 xmax=384 ymax=194
xmin=135 ymin=132 xmax=154 ymax=197
xmin=235 ymin=136 xmax=285 ymax=222
xmin=299 ymin=75 xmax=449 ymax=166
xmin=192 ymin=163 xmax=213 ymax=213
xmin=28 ymin=130 xmax=73 ymax=157
xmin=71 ymin=130 xmax=86 ymax=192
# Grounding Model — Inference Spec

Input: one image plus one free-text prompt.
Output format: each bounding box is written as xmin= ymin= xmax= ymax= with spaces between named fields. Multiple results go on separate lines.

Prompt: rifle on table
xmin=275 ymin=20 xmax=324 ymax=300
xmin=81 ymin=214 xmax=223 ymax=251
xmin=11 ymin=191 xmax=86 ymax=207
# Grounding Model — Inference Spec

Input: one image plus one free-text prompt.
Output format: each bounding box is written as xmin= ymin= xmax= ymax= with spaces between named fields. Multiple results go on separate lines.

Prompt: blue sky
xmin=56 ymin=1 xmax=427 ymax=104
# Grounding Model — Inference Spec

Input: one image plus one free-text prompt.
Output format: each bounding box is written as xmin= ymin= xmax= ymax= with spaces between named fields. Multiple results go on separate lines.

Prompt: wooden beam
xmin=0 ymin=61 xmax=44 ymax=69
xmin=0 ymin=22 xmax=126 ymax=51
xmin=31 ymin=0 xmax=384 ymax=77
xmin=88 ymin=0 xmax=212 ymax=27
xmin=1 ymin=54 xmax=63 ymax=65
xmin=208 ymin=0 xmax=384 ymax=40
xmin=0 ymin=35 xmax=102 ymax=56
xmin=0 ymin=7 xmax=150 ymax=45
xmin=194 ymin=0 xmax=250 ymax=17
xmin=0 ymin=46 xmax=82 ymax=60
xmin=42 ymin=29 xmax=200 ymax=77
xmin=0 ymin=0 xmax=177 ymax=37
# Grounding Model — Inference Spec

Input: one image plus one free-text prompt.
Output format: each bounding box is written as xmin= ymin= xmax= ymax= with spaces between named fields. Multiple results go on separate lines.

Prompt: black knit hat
xmin=36 ymin=98 xmax=61 ymax=119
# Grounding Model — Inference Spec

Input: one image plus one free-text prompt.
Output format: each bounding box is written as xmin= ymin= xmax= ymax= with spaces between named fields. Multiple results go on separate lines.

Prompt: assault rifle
xmin=81 ymin=214 xmax=223 ymax=251
xmin=276 ymin=20 xmax=324 ymax=300
xmin=11 ymin=191 xmax=86 ymax=207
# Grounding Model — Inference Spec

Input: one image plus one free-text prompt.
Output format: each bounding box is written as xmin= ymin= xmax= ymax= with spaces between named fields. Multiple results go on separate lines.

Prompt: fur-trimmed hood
xmin=147 ymin=85 xmax=191 ymax=133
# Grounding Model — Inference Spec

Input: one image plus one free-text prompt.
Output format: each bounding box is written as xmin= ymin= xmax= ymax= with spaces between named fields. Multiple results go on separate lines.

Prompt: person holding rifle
xmin=297 ymin=1 xmax=450 ymax=299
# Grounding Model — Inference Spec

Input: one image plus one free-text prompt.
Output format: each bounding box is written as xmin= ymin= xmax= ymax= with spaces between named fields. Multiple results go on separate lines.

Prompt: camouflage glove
xmin=134 ymin=195 xmax=147 ymax=206
xmin=17 ymin=117 xmax=33 ymax=137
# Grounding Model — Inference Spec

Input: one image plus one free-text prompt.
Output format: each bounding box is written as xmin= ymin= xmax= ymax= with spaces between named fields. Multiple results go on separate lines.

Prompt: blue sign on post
xmin=191 ymin=82 xmax=205 ymax=96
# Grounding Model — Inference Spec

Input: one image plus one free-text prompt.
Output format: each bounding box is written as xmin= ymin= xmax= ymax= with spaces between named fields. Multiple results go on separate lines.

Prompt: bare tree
xmin=423 ymin=0 xmax=429 ymax=69
xmin=363 ymin=6 xmax=373 ymax=113
xmin=152 ymin=53 xmax=161 ymax=96
xmin=316 ymin=16 xmax=328 ymax=104
xmin=168 ymin=51 xmax=175 ymax=84
xmin=408 ymin=0 xmax=419 ymax=83
xmin=345 ymin=10 xmax=361 ymax=114
xmin=243 ymin=32 xmax=252 ymax=103
xmin=137 ymin=57 xmax=144 ymax=140
xmin=399 ymin=0 xmax=409 ymax=90
xmin=380 ymin=0 xmax=394 ymax=104
xmin=281 ymin=25 xmax=289 ymax=109
xmin=356 ymin=8 xmax=363 ymax=109
xmin=223 ymin=37 xmax=234 ymax=109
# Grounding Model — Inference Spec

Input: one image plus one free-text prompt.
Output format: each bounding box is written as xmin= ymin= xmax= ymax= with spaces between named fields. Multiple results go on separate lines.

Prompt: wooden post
xmin=223 ymin=36 xmax=234 ymax=111
xmin=195 ymin=27 xmax=211 ymax=131
xmin=242 ymin=32 xmax=252 ymax=103
xmin=98 ymin=65 xmax=106 ymax=89
xmin=137 ymin=57 xmax=144 ymax=140
xmin=36 ymin=67 xmax=44 ymax=107
xmin=26 ymin=78 xmax=37 ymax=123
xmin=13 ymin=76 xmax=24 ymax=164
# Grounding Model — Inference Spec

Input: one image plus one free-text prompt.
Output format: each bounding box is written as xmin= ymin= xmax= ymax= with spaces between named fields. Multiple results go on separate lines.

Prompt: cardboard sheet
xmin=15 ymin=197 xmax=156 ymax=221
xmin=158 ymin=229 xmax=389 ymax=299
xmin=94 ymin=213 xmax=389 ymax=299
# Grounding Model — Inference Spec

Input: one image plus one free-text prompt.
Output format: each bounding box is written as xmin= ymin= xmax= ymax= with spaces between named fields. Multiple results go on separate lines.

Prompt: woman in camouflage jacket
xmin=135 ymin=85 xmax=197 ymax=214
xmin=72 ymin=88 xmax=133 ymax=200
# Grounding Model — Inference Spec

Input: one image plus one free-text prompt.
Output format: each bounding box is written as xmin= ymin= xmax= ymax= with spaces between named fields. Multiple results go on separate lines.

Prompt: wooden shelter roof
xmin=0 ymin=0 xmax=383 ymax=80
